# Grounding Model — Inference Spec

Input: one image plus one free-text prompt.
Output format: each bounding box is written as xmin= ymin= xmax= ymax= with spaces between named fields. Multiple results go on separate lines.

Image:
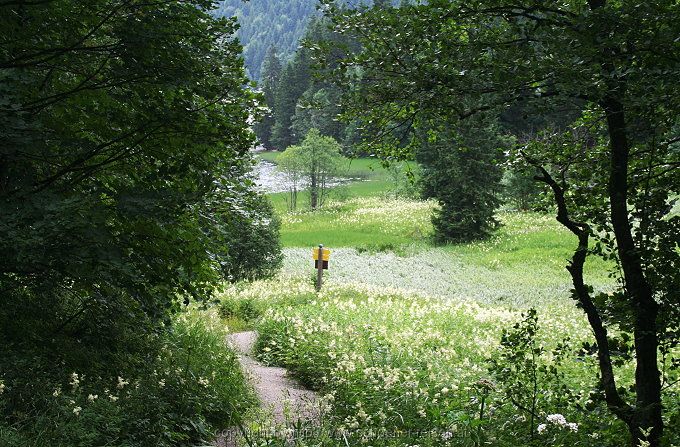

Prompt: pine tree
xmin=254 ymin=46 xmax=282 ymax=149
xmin=417 ymin=118 xmax=508 ymax=242
xmin=271 ymin=49 xmax=311 ymax=150
xmin=212 ymin=0 xmax=317 ymax=79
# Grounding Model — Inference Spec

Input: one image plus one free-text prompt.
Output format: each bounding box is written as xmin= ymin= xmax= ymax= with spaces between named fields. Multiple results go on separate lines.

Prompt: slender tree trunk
xmin=310 ymin=171 xmax=318 ymax=209
xmin=524 ymin=153 xmax=634 ymax=430
xmin=585 ymin=0 xmax=663 ymax=441
xmin=602 ymin=96 xmax=663 ymax=447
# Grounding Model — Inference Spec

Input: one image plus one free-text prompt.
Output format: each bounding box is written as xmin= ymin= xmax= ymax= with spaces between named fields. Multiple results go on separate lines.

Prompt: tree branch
xmin=522 ymin=150 xmax=633 ymax=423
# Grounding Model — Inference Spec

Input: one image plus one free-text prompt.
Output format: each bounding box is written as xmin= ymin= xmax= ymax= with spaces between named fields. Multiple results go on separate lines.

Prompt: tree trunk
xmin=524 ymin=153 xmax=634 ymax=433
xmin=602 ymin=96 xmax=663 ymax=447
xmin=310 ymin=171 xmax=318 ymax=209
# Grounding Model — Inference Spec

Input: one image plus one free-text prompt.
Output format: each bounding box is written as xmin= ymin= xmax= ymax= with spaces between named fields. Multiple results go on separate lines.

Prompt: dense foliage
xmin=0 ymin=310 xmax=255 ymax=446
xmin=277 ymin=129 xmax=345 ymax=210
xmin=212 ymin=0 xmax=385 ymax=80
xmin=317 ymin=0 xmax=680 ymax=445
xmin=253 ymin=45 xmax=282 ymax=149
xmin=418 ymin=119 xmax=508 ymax=242
xmin=254 ymin=16 xmax=361 ymax=151
xmin=213 ymin=0 xmax=318 ymax=79
xmin=0 ymin=0 xmax=279 ymax=443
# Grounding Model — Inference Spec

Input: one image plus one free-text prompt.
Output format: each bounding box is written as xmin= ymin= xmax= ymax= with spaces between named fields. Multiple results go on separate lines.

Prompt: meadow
xmin=214 ymin=155 xmax=680 ymax=446
xmin=257 ymin=151 xmax=415 ymax=216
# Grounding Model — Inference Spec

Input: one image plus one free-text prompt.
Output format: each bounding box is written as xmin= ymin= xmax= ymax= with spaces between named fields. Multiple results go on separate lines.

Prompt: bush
xmin=0 ymin=309 xmax=254 ymax=447
xmin=219 ymin=297 xmax=264 ymax=323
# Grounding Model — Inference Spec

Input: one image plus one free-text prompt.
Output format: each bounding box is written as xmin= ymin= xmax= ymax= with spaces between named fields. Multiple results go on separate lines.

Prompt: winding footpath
xmin=216 ymin=331 xmax=318 ymax=446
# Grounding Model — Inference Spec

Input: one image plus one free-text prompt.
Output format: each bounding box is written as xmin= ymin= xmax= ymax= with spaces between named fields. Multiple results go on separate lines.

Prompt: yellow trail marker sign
xmin=312 ymin=248 xmax=331 ymax=261
xmin=313 ymin=244 xmax=330 ymax=291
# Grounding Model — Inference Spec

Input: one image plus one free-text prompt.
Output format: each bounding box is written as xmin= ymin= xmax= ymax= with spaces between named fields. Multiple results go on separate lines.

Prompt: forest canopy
xmin=0 ymin=1 xmax=280 ymax=443
xmin=316 ymin=1 xmax=680 ymax=445
xmin=212 ymin=0 xmax=319 ymax=79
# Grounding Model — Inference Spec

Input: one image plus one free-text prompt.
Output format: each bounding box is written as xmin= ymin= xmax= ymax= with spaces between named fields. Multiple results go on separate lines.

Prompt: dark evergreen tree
xmin=288 ymin=16 xmax=360 ymax=146
xmin=254 ymin=45 xmax=282 ymax=149
xmin=212 ymin=0 xmax=317 ymax=79
xmin=373 ymin=0 xmax=392 ymax=8
xmin=271 ymin=48 xmax=312 ymax=150
xmin=418 ymin=118 xmax=508 ymax=242
xmin=292 ymin=87 xmax=346 ymax=143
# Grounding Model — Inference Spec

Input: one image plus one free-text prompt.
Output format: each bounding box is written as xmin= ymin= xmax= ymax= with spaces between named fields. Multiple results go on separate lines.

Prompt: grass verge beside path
xmin=218 ymin=278 xmax=629 ymax=447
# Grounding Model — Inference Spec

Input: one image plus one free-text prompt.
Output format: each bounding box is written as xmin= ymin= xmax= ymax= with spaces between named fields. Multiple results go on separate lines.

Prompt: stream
xmin=253 ymin=159 xmax=363 ymax=194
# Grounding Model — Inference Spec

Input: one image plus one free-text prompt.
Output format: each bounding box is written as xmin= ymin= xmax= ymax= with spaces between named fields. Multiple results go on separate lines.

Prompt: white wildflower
xmin=69 ymin=372 xmax=80 ymax=389
xmin=117 ymin=376 xmax=129 ymax=389
xmin=546 ymin=413 xmax=567 ymax=426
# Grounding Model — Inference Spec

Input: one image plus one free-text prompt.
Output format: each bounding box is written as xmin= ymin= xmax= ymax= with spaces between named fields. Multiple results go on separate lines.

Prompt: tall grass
xmin=218 ymin=278 xmax=635 ymax=446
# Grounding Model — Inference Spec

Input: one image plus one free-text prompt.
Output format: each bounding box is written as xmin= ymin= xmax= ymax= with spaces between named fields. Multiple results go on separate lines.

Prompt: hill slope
xmin=213 ymin=0 xmax=318 ymax=79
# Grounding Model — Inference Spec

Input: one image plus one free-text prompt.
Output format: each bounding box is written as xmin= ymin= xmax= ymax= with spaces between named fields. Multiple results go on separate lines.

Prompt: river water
xmin=253 ymin=159 xmax=362 ymax=194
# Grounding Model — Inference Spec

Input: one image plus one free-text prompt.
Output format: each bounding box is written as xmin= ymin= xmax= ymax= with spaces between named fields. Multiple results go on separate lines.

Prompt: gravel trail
xmin=228 ymin=331 xmax=318 ymax=424
xmin=215 ymin=331 xmax=319 ymax=447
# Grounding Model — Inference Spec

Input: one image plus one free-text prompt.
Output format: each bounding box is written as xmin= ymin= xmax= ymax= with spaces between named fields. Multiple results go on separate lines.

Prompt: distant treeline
xmin=212 ymin=0 xmax=318 ymax=79
xmin=212 ymin=0 xmax=392 ymax=80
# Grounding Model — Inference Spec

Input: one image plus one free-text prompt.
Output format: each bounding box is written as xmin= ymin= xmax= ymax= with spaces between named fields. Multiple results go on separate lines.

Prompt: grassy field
xmin=220 ymin=278 xmax=628 ymax=446
xmin=278 ymin=196 xmax=433 ymax=248
xmin=256 ymin=151 xmax=399 ymax=178
xmin=216 ymin=157 xmax=679 ymax=446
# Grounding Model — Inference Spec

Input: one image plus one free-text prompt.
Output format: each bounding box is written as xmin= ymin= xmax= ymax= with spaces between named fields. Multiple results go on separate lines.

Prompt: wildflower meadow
xmin=218 ymin=195 xmax=680 ymax=447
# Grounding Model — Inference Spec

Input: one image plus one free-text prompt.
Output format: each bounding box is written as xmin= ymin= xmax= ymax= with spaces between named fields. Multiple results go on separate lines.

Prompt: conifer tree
xmin=271 ymin=49 xmax=312 ymax=150
xmin=254 ymin=45 xmax=282 ymax=149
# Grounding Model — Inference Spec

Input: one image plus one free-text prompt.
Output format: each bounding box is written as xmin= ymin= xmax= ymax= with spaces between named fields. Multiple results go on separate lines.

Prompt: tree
xmin=292 ymin=87 xmax=344 ymax=142
xmin=318 ymin=1 xmax=680 ymax=445
xmin=212 ymin=0 xmax=318 ymax=80
xmin=273 ymin=15 xmax=357 ymax=151
xmin=271 ymin=49 xmax=312 ymax=149
xmin=501 ymin=166 xmax=546 ymax=212
xmin=418 ymin=118 xmax=508 ymax=242
xmin=0 ymin=0 xmax=281 ymax=435
xmin=277 ymin=147 xmax=305 ymax=211
xmin=278 ymin=129 xmax=345 ymax=209
xmin=254 ymin=45 xmax=282 ymax=149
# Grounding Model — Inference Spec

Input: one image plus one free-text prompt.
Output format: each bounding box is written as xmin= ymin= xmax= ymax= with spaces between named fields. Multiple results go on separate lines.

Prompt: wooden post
xmin=316 ymin=244 xmax=324 ymax=292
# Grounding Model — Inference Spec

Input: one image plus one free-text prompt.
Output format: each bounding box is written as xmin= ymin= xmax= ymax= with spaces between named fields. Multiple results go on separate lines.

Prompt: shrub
xmin=0 ymin=309 xmax=254 ymax=447
xmin=219 ymin=296 xmax=264 ymax=323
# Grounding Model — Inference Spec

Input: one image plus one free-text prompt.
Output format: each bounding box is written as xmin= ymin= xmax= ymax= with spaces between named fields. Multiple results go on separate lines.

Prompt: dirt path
xmin=215 ymin=331 xmax=319 ymax=446
xmin=228 ymin=331 xmax=318 ymax=425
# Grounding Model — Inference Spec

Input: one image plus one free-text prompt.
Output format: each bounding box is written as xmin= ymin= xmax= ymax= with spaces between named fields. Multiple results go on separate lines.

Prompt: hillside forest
xmin=212 ymin=0 xmax=318 ymax=79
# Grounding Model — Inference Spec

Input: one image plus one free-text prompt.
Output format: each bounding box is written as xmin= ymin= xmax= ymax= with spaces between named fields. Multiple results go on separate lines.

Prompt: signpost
xmin=313 ymin=244 xmax=330 ymax=291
